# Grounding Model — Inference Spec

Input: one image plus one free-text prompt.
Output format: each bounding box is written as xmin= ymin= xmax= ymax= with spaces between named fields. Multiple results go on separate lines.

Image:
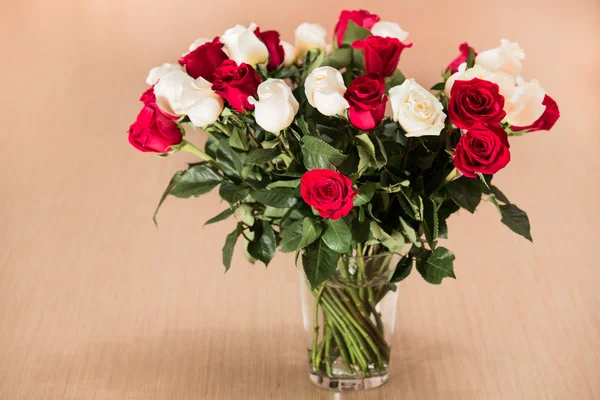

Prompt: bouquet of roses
xmin=127 ymin=9 xmax=559 ymax=387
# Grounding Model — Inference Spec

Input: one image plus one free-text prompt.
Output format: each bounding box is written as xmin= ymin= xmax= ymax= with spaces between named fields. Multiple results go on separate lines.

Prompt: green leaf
xmin=219 ymin=182 xmax=249 ymax=204
xmin=205 ymin=207 xmax=236 ymax=226
xmin=422 ymin=198 xmax=439 ymax=246
xmin=321 ymin=47 xmax=353 ymax=69
xmin=279 ymin=220 xmax=304 ymax=253
xmin=386 ymin=69 xmax=406 ymax=90
xmin=216 ymin=140 xmax=244 ymax=180
xmin=301 ymin=136 xmax=347 ymax=170
xmin=391 ymin=255 xmax=413 ymax=283
xmin=430 ymin=82 xmax=446 ymax=91
xmin=353 ymin=182 xmax=375 ymax=206
xmin=342 ymin=20 xmax=371 ymax=46
xmin=302 ymin=239 xmax=341 ymax=290
xmin=466 ymin=47 xmax=475 ymax=68
xmin=247 ymin=221 xmax=277 ymax=266
xmin=370 ymin=222 xmax=404 ymax=252
xmin=445 ymin=177 xmax=483 ymax=213
xmin=300 ymin=218 xmax=323 ymax=248
xmin=381 ymin=180 xmax=410 ymax=193
xmin=267 ymin=179 xmax=300 ymax=189
xmin=169 ymin=165 xmax=223 ymax=198
xmin=246 ymin=148 xmax=282 ymax=165
xmin=152 ymin=171 xmax=184 ymax=226
xmin=229 ymin=127 xmax=248 ymax=151
xmin=416 ymin=247 xmax=456 ymax=284
xmin=499 ymin=204 xmax=532 ymax=241
xmin=398 ymin=188 xmax=422 ymax=220
xmin=351 ymin=217 xmax=370 ymax=243
xmin=356 ymin=146 xmax=371 ymax=175
xmin=302 ymin=49 xmax=325 ymax=79
xmin=322 ymin=218 xmax=352 ymax=253
xmin=251 ymin=188 xmax=298 ymax=208
xmin=491 ymin=186 xmax=510 ymax=204
xmin=399 ymin=217 xmax=418 ymax=244
xmin=234 ymin=204 xmax=255 ymax=226
xmin=222 ymin=223 xmax=243 ymax=271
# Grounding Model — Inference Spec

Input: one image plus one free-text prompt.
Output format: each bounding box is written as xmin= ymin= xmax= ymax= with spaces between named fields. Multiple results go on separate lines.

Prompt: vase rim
xmin=339 ymin=253 xmax=395 ymax=261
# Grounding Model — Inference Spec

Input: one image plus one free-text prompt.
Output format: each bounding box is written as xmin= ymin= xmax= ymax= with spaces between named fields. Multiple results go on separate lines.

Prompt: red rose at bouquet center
xmin=453 ymin=123 xmax=511 ymax=178
xmin=344 ymin=75 xmax=387 ymax=131
xmin=446 ymin=43 xmax=476 ymax=74
xmin=334 ymin=9 xmax=380 ymax=47
xmin=300 ymin=169 xmax=357 ymax=220
xmin=352 ymin=36 xmax=412 ymax=77
xmin=511 ymin=95 xmax=560 ymax=132
xmin=254 ymin=28 xmax=285 ymax=71
xmin=128 ymin=103 xmax=182 ymax=153
xmin=211 ymin=60 xmax=261 ymax=113
xmin=448 ymin=78 xmax=506 ymax=129
xmin=179 ymin=37 xmax=228 ymax=82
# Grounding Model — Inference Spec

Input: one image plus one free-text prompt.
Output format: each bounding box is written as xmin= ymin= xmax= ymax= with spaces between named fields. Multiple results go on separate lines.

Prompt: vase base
xmin=308 ymin=371 xmax=389 ymax=391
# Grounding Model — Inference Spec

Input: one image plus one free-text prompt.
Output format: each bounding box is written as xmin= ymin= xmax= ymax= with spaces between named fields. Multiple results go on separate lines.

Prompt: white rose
xmin=371 ymin=21 xmax=409 ymax=42
xmin=281 ymin=40 xmax=296 ymax=67
xmin=248 ymin=79 xmax=299 ymax=133
xmin=154 ymin=70 xmax=224 ymax=127
xmin=304 ymin=66 xmax=349 ymax=116
xmin=390 ymin=78 xmax=446 ymax=137
xmin=295 ymin=23 xmax=327 ymax=55
xmin=220 ymin=23 xmax=268 ymax=65
xmin=445 ymin=63 xmax=515 ymax=99
xmin=503 ymin=78 xmax=546 ymax=126
xmin=145 ymin=63 xmax=183 ymax=86
xmin=475 ymin=39 xmax=525 ymax=78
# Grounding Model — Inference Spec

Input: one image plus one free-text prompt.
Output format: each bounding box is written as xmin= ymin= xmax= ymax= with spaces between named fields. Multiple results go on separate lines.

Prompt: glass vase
xmin=299 ymin=253 xmax=399 ymax=391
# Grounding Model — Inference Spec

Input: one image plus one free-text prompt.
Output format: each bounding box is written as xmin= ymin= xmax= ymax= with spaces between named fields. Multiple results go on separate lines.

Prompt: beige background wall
xmin=0 ymin=0 xmax=599 ymax=399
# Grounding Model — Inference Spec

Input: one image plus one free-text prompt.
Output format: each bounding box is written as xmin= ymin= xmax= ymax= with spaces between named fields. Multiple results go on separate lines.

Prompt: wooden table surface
xmin=1 ymin=0 xmax=598 ymax=399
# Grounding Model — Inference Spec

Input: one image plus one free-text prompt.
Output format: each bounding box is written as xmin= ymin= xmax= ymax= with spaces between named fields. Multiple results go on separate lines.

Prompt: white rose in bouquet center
xmin=503 ymin=78 xmax=546 ymax=127
xmin=153 ymin=70 xmax=224 ymax=127
xmin=390 ymin=78 xmax=446 ymax=137
xmin=280 ymin=40 xmax=296 ymax=67
xmin=371 ymin=21 xmax=409 ymax=42
xmin=145 ymin=63 xmax=183 ymax=86
xmin=220 ymin=23 xmax=268 ymax=65
xmin=295 ymin=23 xmax=327 ymax=55
xmin=475 ymin=39 xmax=525 ymax=78
xmin=248 ymin=79 xmax=299 ymax=133
xmin=304 ymin=66 xmax=349 ymax=116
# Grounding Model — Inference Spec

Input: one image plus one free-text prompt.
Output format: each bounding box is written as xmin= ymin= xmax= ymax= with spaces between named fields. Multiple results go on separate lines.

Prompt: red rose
xmin=453 ymin=123 xmax=511 ymax=178
xmin=334 ymin=9 xmax=380 ymax=47
xmin=344 ymin=75 xmax=387 ymax=130
xmin=446 ymin=43 xmax=476 ymax=74
xmin=211 ymin=60 xmax=261 ymax=113
xmin=179 ymin=37 xmax=228 ymax=82
xmin=352 ymin=36 xmax=412 ymax=77
xmin=254 ymin=28 xmax=284 ymax=71
xmin=511 ymin=95 xmax=560 ymax=132
xmin=300 ymin=169 xmax=357 ymax=220
xmin=128 ymin=103 xmax=182 ymax=153
xmin=448 ymin=78 xmax=506 ymax=129
xmin=140 ymin=86 xmax=156 ymax=105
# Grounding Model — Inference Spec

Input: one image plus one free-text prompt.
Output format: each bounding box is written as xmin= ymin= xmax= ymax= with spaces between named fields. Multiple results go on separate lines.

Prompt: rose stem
xmin=179 ymin=141 xmax=218 ymax=166
xmin=311 ymin=286 xmax=325 ymax=368
xmin=323 ymin=325 xmax=333 ymax=376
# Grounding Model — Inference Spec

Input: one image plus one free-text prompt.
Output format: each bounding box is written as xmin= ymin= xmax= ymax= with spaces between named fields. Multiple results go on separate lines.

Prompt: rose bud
xmin=344 ymin=75 xmax=387 ymax=131
xmin=254 ymin=28 xmax=285 ymax=71
xmin=370 ymin=21 xmax=409 ymax=41
xmin=503 ymin=78 xmax=546 ymax=127
xmin=220 ymin=23 xmax=269 ymax=66
xmin=304 ymin=66 xmax=349 ymax=116
xmin=294 ymin=23 xmax=327 ymax=55
xmin=446 ymin=43 xmax=476 ymax=75
xmin=448 ymin=78 xmax=506 ymax=129
xmin=248 ymin=78 xmax=299 ymax=133
xmin=511 ymin=95 xmax=560 ymax=133
xmin=140 ymin=86 xmax=156 ymax=105
xmin=300 ymin=169 xmax=357 ymax=220
xmin=145 ymin=63 xmax=183 ymax=86
xmin=333 ymin=9 xmax=380 ymax=47
xmin=211 ymin=60 xmax=261 ymax=113
xmin=179 ymin=37 xmax=228 ymax=82
xmin=128 ymin=103 xmax=183 ymax=153
xmin=453 ymin=123 xmax=511 ymax=178
xmin=280 ymin=40 xmax=297 ymax=67
xmin=352 ymin=36 xmax=412 ymax=77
